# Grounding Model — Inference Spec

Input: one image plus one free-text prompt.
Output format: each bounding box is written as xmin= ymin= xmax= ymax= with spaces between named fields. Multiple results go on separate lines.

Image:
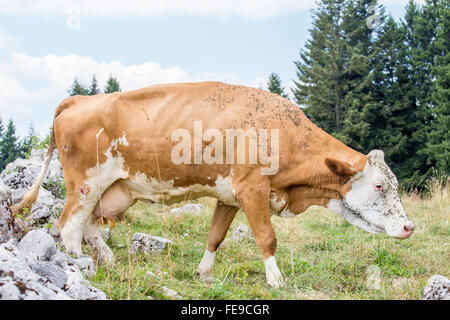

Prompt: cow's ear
xmin=368 ymin=149 xmax=385 ymax=162
xmin=325 ymin=158 xmax=357 ymax=184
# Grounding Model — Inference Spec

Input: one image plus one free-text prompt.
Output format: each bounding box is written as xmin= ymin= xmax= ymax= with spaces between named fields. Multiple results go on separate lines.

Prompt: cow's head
xmin=325 ymin=150 xmax=414 ymax=239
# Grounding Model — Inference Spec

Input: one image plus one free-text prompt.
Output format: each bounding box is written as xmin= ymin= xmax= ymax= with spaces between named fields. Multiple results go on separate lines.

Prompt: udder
xmin=93 ymin=179 xmax=136 ymax=224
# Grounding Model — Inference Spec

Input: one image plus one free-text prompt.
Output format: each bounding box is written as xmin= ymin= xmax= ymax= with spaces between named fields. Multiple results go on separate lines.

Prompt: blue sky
xmin=0 ymin=0 xmax=421 ymax=138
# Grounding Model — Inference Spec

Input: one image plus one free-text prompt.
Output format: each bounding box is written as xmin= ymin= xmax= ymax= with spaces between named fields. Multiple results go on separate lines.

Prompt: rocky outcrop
xmin=422 ymin=275 xmax=450 ymax=300
xmin=0 ymin=149 xmax=65 ymax=243
xmin=232 ymin=224 xmax=255 ymax=243
xmin=0 ymin=150 xmax=106 ymax=300
xmin=0 ymin=230 xmax=106 ymax=300
xmin=130 ymin=232 xmax=172 ymax=254
xmin=169 ymin=204 xmax=203 ymax=215
xmin=1 ymin=149 xmax=64 ymax=199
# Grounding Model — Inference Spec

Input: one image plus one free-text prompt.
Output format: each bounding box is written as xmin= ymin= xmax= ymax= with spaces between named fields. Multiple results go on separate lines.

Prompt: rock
xmin=49 ymin=251 xmax=75 ymax=270
xmin=65 ymin=265 xmax=106 ymax=300
xmin=130 ymin=232 xmax=172 ymax=254
xmin=44 ymin=218 xmax=61 ymax=238
xmin=18 ymin=229 xmax=57 ymax=261
xmin=0 ymin=233 xmax=106 ymax=300
xmin=422 ymin=275 xmax=450 ymax=300
xmin=0 ymin=179 xmax=11 ymax=202
xmin=0 ymin=202 xmax=14 ymax=244
xmin=169 ymin=204 xmax=203 ymax=215
xmin=365 ymin=265 xmax=383 ymax=290
xmin=161 ymin=286 xmax=182 ymax=299
xmin=0 ymin=281 xmax=21 ymax=300
xmin=100 ymin=227 xmax=110 ymax=242
xmin=1 ymin=149 xmax=64 ymax=199
xmin=232 ymin=224 xmax=255 ymax=242
xmin=0 ymin=149 xmax=66 ymax=238
xmin=30 ymin=261 xmax=68 ymax=289
xmin=146 ymin=270 xmax=167 ymax=277
xmin=74 ymin=255 xmax=97 ymax=278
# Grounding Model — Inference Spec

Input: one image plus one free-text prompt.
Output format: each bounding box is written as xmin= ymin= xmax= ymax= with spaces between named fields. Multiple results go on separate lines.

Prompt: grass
xmin=88 ymin=179 xmax=449 ymax=300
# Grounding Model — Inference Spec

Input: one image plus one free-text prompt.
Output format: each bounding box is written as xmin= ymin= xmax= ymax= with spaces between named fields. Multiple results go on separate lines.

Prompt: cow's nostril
xmin=404 ymin=225 xmax=415 ymax=232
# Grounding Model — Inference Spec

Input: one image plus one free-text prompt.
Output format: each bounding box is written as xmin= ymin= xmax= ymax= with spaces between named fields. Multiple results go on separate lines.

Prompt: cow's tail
xmin=11 ymin=98 xmax=73 ymax=216
xmin=10 ymin=129 xmax=56 ymax=216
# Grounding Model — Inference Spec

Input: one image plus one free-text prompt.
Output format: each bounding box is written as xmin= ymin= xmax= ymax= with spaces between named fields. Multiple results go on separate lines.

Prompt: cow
xmin=13 ymin=81 xmax=414 ymax=288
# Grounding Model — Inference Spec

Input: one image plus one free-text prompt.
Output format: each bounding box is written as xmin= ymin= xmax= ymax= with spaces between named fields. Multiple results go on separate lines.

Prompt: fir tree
xmin=21 ymin=122 xmax=40 ymax=158
xmin=88 ymin=75 xmax=100 ymax=95
xmin=0 ymin=119 xmax=21 ymax=170
xmin=293 ymin=0 xmax=380 ymax=149
xmin=425 ymin=2 xmax=450 ymax=175
xmin=0 ymin=117 xmax=3 ymax=142
xmin=401 ymin=0 xmax=443 ymax=187
xmin=104 ymin=75 xmax=121 ymax=93
xmin=267 ymin=73 xmax=289 ymax=99
xmin=68 ymin=78 xmax=88 ymax=96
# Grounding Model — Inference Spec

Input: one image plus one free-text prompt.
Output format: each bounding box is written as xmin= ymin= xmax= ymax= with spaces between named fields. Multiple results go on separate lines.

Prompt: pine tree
xmin=68 ymin=78 xmax=88 ymax=96
xmin=104 ymin=75 xmax=121 ymax=93
xmin=401 ymin=0 xmax=444 ymax=188
xmin=0 ymin=117 xmax=3 ymax=142
xmin=21 ymin=122 xmax=40 ymax=158
xmin=293 ymin=0 xmax=380 ymax=149
xmin=0 ymin=119 xmax=21 ymax=170
xmin=88 ymin=75 xmax=100 ymax=95
xmin=425 ymin=2 xmax=450 ymax=175
xmin=267 ymin=73 xmax=289 ymax=99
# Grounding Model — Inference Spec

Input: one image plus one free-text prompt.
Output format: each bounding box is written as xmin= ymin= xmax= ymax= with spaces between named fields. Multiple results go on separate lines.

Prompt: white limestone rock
xmin=130 ymin=232 xmax=172 ymax=254
xmin=18 ymin=229 xmax=57 ymax=261
xmin=232 ymin=224 xmax=255 ymax=242
xmin=170 ymin=204 xmax=203 ymax=215
xmin=365 ymin=265 xmax=383 ymax=290
xmin=0 ymin=232 xmax=106 ymax=300
xmin=422 ymin=275 xmax=450 ymax=300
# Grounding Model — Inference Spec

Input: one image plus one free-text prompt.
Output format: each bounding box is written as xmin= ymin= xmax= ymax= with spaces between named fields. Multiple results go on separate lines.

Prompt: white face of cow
xmin=329 ymin=150 xmax=415 ymax=239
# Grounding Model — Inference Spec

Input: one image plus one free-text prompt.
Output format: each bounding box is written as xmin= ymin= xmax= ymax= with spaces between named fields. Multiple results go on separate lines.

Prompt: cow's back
xmin=54 ymin=82 xmax=309 ymax=190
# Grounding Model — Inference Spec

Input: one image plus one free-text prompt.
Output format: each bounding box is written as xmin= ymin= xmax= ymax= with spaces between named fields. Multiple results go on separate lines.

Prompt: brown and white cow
xmin=13 ymin=81 xmax=414 ymax=288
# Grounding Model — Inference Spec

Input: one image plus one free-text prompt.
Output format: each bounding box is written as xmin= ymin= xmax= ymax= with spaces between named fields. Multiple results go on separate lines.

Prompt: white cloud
xmin=0 ymin=50 xmax=192 ymax=137
xmin=0 ymin=0 xmax=314 ymax=20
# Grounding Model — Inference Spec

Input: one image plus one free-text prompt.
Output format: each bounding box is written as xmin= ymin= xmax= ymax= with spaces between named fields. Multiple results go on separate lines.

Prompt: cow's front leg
xmin=198 ymin=201 xmax=239 ymax=281
xmin=235 ymin=179 xmax=284 ymax=288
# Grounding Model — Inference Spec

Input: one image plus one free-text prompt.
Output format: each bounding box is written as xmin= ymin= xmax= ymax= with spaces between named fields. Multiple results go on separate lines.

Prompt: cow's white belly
xmin=124 ymin=172 xmax=239 ymax=206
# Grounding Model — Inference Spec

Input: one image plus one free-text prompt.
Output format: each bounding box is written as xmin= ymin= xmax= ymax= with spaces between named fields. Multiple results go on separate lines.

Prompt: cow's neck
xmin=274 ymin=124 xmax=367 ymax=196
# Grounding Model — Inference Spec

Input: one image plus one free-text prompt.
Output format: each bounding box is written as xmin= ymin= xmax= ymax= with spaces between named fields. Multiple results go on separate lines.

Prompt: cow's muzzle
xmin=391 ymin=223 xmax=415 ymax=239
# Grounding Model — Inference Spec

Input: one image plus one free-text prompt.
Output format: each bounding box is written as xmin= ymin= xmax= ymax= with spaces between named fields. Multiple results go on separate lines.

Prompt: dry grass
xmin=88 ymin=179 xmax=449 ymax=300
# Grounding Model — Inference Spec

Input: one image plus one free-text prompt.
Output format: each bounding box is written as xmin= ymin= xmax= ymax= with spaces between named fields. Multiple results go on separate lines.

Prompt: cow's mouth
xmin=387 ymin=223 xmax=415 ymax=239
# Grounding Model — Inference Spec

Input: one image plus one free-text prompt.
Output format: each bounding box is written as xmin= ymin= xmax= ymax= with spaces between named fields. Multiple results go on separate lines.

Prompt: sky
xmin=0 ymin=0 xmax=423 ymax=138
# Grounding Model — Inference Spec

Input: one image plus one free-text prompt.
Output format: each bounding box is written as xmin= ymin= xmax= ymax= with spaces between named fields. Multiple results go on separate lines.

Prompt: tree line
xmin=267 ymin=0 xmax=448 ymax=190
xmin=0 ymin=75 xmax=122 ymax=171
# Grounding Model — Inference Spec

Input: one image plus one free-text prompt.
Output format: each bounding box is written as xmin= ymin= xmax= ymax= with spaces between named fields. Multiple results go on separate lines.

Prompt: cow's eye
xmin=374 ymin=183 xmax=384 ymax=191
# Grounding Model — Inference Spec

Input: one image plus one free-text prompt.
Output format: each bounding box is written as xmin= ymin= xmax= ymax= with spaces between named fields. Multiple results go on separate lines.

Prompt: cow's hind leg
xmin=84 ymin=215 xmax=115 ymax=265
xmin=198 ymin=201 xmax=239 ymax=281
xmin=85 ymin=179 xmax=135 ymax=265
xmin=57 ymin=194 xmax=99 ymax=258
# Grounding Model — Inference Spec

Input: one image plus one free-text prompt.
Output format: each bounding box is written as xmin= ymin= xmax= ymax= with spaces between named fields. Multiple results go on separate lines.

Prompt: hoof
xmin=267 ymin=278 xmax=284 ymax=289
xmin=93 ymin=246 xmax=115 ymax=266
xmin=197 ymin=270 xmax=214 ymax=283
